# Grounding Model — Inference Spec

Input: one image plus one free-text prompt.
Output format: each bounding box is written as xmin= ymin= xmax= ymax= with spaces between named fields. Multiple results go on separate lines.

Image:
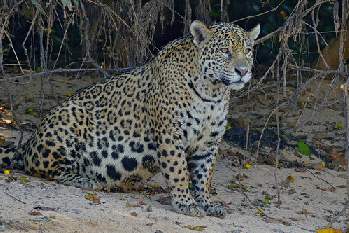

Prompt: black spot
xmin=43 ymin=161 xmax=49 ymax=168
xmin=129 ymin=141 xmax=144 ymax=153
xmin=96 ymin=173 xmax=107 ymax=182
xmin=121 ymin=157 xmax=138 ymax=171
xmin=164 ymin=173 xmax=169 ymax=180
xmin=111 ymin=151 xmax=119 ymax=159
xmin=195 ymin=118 xmax=200 ymax=124
xmin=210 ymin=132 xmax=219 ymax=137
xmin=161 ymin=162 xmax=167 ymax=168
xmin=57 ymin=146 xmax=66 ymax=157
xmin=37 ymin=144 xmax=44 ymax=152
xmin=147 ymin=143 xmax=156 ymax=150
xmin=90 ymin=151 xmax=101 ymax=166
xmin=188 ymin=163 xmax=198 ymax=170
xmin=183 ymin=130 xmax=188 ymax=138
xmin=70 ymin=150 xmax=77 ymax=158
xmin=118 ymin=144 xmax=124 ymax=153
xmin=102 ymin=150 xmax=108 ymax=158
xmin=109 ymin=131 xmax=116 ymax=141
xmin=162 ymin=150 xmax=168 ymax=157
xmin=52 ymin=151 xmax=61 ymax=159
xmin=118 ymin=109 xmax=123 ymax=116
xmin=218 ymin=120 xmax=225 ymax=126
xmin=42 ymin=149 xmax=51 ymax=158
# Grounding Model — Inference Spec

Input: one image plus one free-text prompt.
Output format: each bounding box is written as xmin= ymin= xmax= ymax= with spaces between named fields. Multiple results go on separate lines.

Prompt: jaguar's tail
xmin=0 ymin=145 xmax=24 ymax=169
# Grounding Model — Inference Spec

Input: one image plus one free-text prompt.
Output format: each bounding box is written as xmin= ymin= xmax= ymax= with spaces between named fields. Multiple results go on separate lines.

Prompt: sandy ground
xmin=0 ymin=133 xmax=347 ymax=232
xmin=0 ymin=73 xmax=348 ymax=232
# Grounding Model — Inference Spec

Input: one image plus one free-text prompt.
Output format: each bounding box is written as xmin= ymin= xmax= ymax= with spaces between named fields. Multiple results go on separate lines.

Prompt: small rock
xmin=288 ymin=188 xmax=296 ymax=195
xmin=130 ymin=212 xmax=137 ymax=217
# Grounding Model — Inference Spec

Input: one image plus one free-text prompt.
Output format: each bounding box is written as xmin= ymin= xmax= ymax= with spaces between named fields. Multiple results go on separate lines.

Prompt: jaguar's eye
xmin=221 ymin=48 xmax=229 ymax=53
xmin=245 ymin=48 xmax=252 ymax=54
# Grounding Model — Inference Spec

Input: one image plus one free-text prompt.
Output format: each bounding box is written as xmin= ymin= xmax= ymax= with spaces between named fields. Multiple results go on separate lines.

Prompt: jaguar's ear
xmin=249 ymin=24 xmax=260 ymax=41
xmin=190 ymin=20 xmax=211 ymax=47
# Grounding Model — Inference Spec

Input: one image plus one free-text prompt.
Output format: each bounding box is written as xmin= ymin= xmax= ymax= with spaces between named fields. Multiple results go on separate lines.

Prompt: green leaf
xmin=297 ymin=141 xmax=311 ymax=156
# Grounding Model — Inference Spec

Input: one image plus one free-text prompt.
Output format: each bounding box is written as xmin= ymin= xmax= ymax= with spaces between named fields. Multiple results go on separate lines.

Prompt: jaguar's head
xmin=190 ymin=20 xmax=260 ymax=90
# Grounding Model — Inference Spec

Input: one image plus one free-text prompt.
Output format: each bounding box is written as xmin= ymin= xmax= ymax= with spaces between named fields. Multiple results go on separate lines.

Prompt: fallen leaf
xmin=316 ymin=228 xmax=342 ymax=233
xmin=85 ymin=193 xmax=100 ymax=204
xmin=184 ymin=225 xmax=207 ymax=231
xmin=287 ymin=176 xmax=294 ymax=183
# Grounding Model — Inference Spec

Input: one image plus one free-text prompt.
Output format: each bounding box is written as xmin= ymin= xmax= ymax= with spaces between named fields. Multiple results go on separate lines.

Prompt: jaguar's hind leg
xmin=56 ymin=172 xmax=102 ymax=190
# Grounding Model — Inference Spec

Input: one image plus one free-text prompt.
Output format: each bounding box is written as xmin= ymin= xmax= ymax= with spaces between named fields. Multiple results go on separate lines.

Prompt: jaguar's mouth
xmin=220 ymin=78 xmax=244 ymax=86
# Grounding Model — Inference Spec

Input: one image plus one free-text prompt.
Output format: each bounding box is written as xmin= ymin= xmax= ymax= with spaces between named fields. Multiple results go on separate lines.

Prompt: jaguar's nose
xmin=235 ymin=67 xmax=248 ymax=77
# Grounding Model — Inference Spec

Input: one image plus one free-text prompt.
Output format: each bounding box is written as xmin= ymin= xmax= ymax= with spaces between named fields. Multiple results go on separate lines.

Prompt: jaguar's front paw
xmin=172 ymin=202 xmax=206 ymax=217
xmin=202 ymin=203 xmax=227 ymax=218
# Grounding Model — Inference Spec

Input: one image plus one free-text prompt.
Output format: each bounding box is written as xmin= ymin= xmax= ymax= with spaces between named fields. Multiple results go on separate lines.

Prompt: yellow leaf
xmin=316 ymin=228 xmax=342 ymax=233
xmin=184 ymin=225 xmax=206 ymax=231
xmin=85 ymin=194 xmax=94 ymax=199
xmin=226 ymin=124 xmax=232 ymax=130
xmin=286 ymin=176 xmax=294 ymax=183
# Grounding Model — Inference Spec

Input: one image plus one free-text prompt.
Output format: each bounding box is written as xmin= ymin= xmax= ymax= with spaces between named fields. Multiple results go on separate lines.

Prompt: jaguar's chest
xmin=180 ymin=100 xmax=228 ymax=151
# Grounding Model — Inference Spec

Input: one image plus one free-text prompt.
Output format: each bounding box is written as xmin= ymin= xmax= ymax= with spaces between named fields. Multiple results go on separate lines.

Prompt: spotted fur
xmin=0 ymin=21 xmax=260 ymax=217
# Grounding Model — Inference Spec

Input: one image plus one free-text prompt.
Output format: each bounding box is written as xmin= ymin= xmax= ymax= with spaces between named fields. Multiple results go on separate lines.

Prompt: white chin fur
xmin=230 ymin=81 xmax=245 ymax=90
xmin=241 ymin=75 xmax=251 ymax=83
